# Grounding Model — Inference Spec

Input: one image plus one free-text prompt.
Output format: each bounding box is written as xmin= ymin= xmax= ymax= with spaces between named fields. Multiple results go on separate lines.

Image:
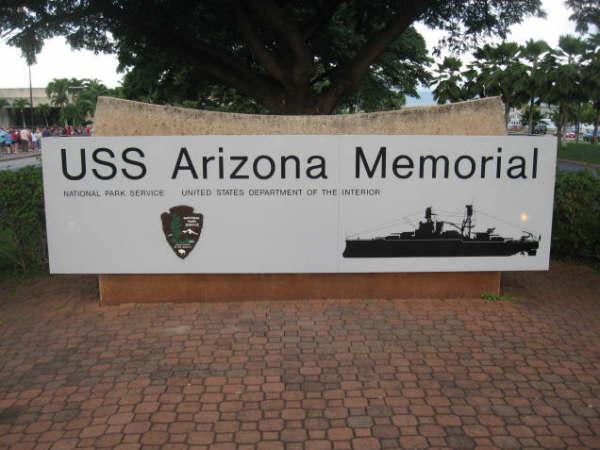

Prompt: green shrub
xmin=0 ymin=166 xmax=47 ymax=273
xmin=0 ymin=165 xmax=598 ymax=276
xmin=552 ymin=169 xmax=600 ymax=263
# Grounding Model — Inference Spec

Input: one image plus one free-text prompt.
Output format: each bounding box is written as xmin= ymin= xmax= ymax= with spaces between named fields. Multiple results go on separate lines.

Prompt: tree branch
xmin=96 ymin=2 xmax=283 ymax=104
xmin=303 ymin=0 xmax=347 ymax=41
xmin=235 ymin=1 xmax=286 ymax=84
xmin=316 ymin=0 xmax=434 ymax=112
xmin=242 ymin=0 xmax=313 ymax=81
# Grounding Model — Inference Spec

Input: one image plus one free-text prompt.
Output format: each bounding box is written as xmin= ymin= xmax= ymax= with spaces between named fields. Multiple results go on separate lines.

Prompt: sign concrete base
xmin=99 ymin=272 xmax=500 ymax=305
xmin=94 ymin=96 xmax=507 ymax=304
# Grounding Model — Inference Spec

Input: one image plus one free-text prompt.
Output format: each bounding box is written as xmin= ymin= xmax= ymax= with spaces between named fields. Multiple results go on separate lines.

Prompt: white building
xmin=0 ymin=87 xmax=53 ymax=128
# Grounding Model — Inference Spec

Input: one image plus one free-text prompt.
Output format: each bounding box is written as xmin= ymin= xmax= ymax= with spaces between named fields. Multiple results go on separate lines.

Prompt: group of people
xmin=0 ymin=125 xmax=93 ymax=155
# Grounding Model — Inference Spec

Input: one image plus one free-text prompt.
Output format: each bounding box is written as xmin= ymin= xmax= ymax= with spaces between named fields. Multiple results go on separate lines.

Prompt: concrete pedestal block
xmin=94 ymin=96 xmax=505 ymax=304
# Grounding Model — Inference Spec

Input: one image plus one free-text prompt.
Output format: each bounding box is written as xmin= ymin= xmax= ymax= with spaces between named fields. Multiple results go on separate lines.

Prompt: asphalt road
xmin=557 ymin=159 xmax=599 ymax=175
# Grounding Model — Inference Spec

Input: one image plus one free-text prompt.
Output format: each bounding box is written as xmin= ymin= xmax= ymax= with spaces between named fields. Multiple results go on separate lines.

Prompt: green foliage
xmin=11 ymin=98 xmax=30 ymax=127
xmin=467 ymin=42 xmax=530 ymax=121
xmin=519 ymin=105 xmax=546 ymax=128
xmin=537 ymin=36 xmax=588 ymax=149
xmin=1 ymin=0 xmax=543 ymax=114
xmin=46 ymin=78 xmax=79 ymax=108
xmin=1 ymin=158 xmax=598 ymax=277
xmin=566 ymin=0 xmax=600 ymax=34
xmin=559 ymin=142 xmax=600 ymax=164
xmin=431 ymin=57 xmax=464 ymax=104
xmin=480 ymin=293 xmax=515 ymax=302
xmin=582 ymin=34 xmax=600 ymax=142
xmin=46 ymin=78 xmax=114 ymax=126
xmin=35 ymin=103 xmax=52 ymax=127
xmin=0 ymin=167 xmax=47 ymax=274
xmin=520 ymin=39 xmax=551 ymax=133
xmin=552 ymin=169 xmax=600 ymax=263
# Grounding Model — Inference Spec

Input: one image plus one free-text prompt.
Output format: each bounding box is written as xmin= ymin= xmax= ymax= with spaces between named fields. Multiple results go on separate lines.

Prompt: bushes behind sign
xmin=0 ymin=166 xmax=598 ymax=275
xmin=0 ymin=166 xmax=47 ymax=274
xmin=552 ymin=169 xmax=600 ymax=264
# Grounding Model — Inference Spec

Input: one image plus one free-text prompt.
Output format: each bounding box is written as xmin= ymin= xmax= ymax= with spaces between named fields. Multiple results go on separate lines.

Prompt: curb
xmin=0 ymin=151 xmax=41 ymax=162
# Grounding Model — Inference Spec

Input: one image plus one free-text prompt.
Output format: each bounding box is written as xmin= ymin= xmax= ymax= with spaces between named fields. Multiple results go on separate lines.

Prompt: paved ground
xmin=557 ymin=159 xmax=599 ymax=175
xmin=0 ymin=152 xmax=41 ymax=172
xmin=0 ymin=263 xmax=599 ymax=450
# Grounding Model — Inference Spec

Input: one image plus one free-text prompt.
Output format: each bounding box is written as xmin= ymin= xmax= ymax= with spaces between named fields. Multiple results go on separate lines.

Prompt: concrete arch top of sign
xmin=93 ymin=96 xmax=506 ymax=137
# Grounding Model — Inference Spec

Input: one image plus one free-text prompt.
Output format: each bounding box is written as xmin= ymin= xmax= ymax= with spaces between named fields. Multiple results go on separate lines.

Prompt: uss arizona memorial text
xmin=60 ymin=145 xmax=540 ymax=181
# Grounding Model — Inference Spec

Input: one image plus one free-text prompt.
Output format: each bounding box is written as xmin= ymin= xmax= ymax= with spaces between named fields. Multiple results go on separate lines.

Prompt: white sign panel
xmin=42 ymin=135 xmax=556 ymax=274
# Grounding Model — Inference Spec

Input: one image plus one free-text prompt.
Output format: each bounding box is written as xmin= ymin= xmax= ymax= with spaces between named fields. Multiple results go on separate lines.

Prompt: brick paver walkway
xmin=0 ymin=263 xmax=599 ymax=449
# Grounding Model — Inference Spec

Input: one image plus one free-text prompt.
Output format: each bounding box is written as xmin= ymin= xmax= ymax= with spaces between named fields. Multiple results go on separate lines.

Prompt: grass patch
xmin=558 ymin=142 xmax=600 ymax=165
xmin=481 ymin=292 xmax=515 ymax=302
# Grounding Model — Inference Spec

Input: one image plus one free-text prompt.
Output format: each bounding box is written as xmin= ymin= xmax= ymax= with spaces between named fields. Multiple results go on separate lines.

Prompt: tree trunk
xmin=528 ymin=97 xmax=534 ymax=134
xmin=593 ymin=110 xmax=600 ymax=145
xmin=556 ymin=108 xmax=565 ymax=155
xmin=574 ymin=103 xmax=581 ymax=143
xmin=504 ymin=103 xmax=510 ymax=129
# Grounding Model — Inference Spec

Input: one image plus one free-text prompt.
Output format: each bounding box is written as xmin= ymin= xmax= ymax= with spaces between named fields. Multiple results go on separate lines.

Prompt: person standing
xmin=2 ymin=129 xmax=12 ymax=154
xmin=11 ymin=129 xmax=19 ymax=154
xmin=32 ymin=128 xmax=39 ymax=151
xmin=19 ymin=128 xmax=30 ymax=152
xmin=35 ymin=128 xmax=42 ymax=150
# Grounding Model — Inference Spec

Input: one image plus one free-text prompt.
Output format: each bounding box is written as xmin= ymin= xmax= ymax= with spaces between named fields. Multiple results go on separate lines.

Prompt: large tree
xmin=1 ymin=1 xmax=544 ymax=114
xmin=538 ymin=35 xmax=588 ymax=151
xmin=583 ymin=34 xmax=600 ymax=143
xmin=520 ymin=39 xmax=551 ymax=134
xmin=49 ymin=78 xmax=114 ymax=126
xmin=11 ymin=98 xmax=30 ymax=128
xmin=46 ymin=78 xmax=82 ymax=109
xmin=430 ymin=56 xmax=464 ymax=104
xmin=567 ymin=0 xmax=600 ymax=33
xmin=467 ymin=42 xmax=530 ymax=124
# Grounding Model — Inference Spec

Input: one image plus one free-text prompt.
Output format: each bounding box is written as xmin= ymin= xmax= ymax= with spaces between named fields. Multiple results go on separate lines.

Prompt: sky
xmin=0 ymin=0 xmax=580 ymax=90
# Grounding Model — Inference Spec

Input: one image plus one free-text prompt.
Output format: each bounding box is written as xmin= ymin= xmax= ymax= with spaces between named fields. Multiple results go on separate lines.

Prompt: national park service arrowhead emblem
xmin=161 ymin=205 xmax=203 ymax=259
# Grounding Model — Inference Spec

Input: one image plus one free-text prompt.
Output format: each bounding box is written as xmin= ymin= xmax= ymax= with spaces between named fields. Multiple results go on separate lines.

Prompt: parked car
xmin=533 ymin=123 xmax=547 ymax=135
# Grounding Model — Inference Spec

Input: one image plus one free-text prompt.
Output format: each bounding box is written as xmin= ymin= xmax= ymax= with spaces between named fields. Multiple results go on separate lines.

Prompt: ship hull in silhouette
xmin=343 ymin=205 xmax=539 ymax=258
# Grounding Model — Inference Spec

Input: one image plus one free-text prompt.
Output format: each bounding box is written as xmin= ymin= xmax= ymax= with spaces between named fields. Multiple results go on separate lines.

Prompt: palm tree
xmin=558 ymin=35 xmax=587 ymax=141
xmin=538 ymin=40 xmax=586 ymax=152
xmin=558 ymin=34 xmax=587 ymax=65
xmin=583 ymin=34 xmax=600 ymax=144
xmin=467 ymin=45 xmax=496 ymax=99
xmin=520 ymin=39 xmax=551 ymax=134
xmin=519 ymin=105 xmax=546 ymax=130
xmin=46 ymin=78 xmax=83 ymax=109
xmin=468 ymin=42 xmax=529 ymax=125
xmin=77 ymin=79 xmax=110 ymax=118
xmin=12 ymin=98 xmax=30 ymax=128
xmin=36 ymin=103 xmax=52 ymax=127
xmin=431 ymin=57 xmax=464 ymax=104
